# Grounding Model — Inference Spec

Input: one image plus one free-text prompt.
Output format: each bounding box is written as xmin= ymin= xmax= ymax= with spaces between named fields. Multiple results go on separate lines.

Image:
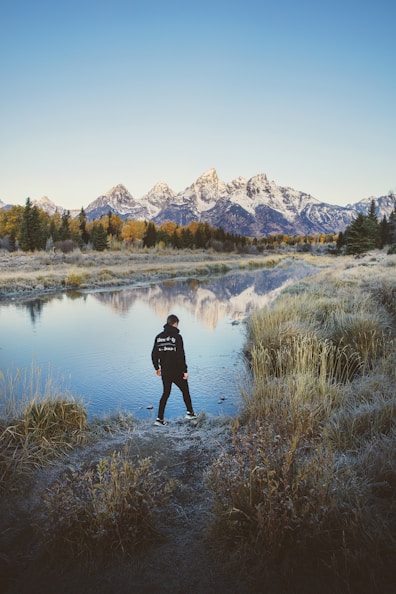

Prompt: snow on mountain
xmin=185 ymin=167 xmax=228 ymax=211
xmin=138 ymin=182 xmax=176 ymax=219
xmin=4 ymin=169 xmax=393 ymax=237
xmin=85 ymin=184 xmax=139 ymax=220
xmin=32 ymin=196 xmax=64 ymax=216
xmin=347 ymin=194 xmax=395 ymax=220
xmin=82 ymin=169 xmax=376 ymax=235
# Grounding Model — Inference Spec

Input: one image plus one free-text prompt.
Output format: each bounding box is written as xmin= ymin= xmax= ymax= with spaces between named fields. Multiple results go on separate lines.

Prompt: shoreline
xmin=1 ymin=249 xmax=395 ymax=593
xmin=0 ymin=249 xmax=287 ymax=301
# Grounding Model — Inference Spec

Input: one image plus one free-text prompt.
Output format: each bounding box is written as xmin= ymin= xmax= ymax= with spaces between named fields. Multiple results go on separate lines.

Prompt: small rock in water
xmin=146 ymin=405 xmax=154 ymax=410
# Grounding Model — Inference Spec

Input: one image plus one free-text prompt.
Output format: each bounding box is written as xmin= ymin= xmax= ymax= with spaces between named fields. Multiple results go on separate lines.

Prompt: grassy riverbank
xmin=1 ymin=250 xmax=395 ymax=593
xmin=0 ymin=248 xmax=282 ymax=299
xmin=208 ymin=250 xmax=396 ymax=592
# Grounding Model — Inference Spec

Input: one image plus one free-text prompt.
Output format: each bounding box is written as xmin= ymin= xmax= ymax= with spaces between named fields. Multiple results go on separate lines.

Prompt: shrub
xmin=41 ymin=448 xmax=175 ymax=557
xmin=0 ymin=396 xmax=87 ymax=488
xmin=212 ymin=255 xmax=396 ymax=590
xmin=65 ymin=271 xmax=86 ymax=287
xmin=23 ymin=397 xmax=87 ymax=438
xmin=207 ymin=422 xmax=361 ymax=565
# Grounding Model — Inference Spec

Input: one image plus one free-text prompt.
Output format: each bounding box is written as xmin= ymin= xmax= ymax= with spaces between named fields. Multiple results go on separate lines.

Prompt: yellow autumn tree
xmin=0 ymin=205 xmax=24 ymax=237
xmin=121 ymin=220 xmax=146 ymax=244
xmin=159 ymin=221 xmax=178 ymax=237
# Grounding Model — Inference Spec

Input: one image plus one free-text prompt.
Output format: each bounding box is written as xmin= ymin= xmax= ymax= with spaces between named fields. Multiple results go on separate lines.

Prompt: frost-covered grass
xmin=0 ymin=365 xmax=88 ymax=486
xmin=1 ymin=250 xmax=395 ymax=591
xmin=0 ymin=248 xmax=279 ymax=297
xmin=207 ymin=252 xmax=396 ymax=592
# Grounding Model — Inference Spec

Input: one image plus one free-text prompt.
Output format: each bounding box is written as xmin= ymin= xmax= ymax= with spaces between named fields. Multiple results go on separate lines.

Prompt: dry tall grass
xmin=41 ymin=447 xmax=175 ymax=558
xmin=207 ymin=253 xmax=396 ymax=592
xmin=0 ymin=366 xmax=175 ymax=558
xmin=0 ymin=366 xmax=88 ymax=488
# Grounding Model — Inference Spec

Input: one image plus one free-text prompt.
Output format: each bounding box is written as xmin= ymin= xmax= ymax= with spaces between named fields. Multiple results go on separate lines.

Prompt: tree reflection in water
xmin=1 ymin=260 xmax=318 ymax=419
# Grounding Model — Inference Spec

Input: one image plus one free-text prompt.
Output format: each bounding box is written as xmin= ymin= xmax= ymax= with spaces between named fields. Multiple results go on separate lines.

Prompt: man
xmin=151 ymin=314 xmax=197 ymax=426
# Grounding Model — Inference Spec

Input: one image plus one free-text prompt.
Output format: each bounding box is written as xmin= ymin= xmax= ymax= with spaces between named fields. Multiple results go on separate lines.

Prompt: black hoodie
xmin=151 ymin=323 xmax=188 ymax=376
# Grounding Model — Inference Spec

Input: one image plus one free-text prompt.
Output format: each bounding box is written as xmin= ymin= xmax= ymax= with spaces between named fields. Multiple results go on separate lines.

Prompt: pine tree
xmin=143 ymin=222 xmax=157 ymax=248
xmin=31 ymin=204 xmax=45 ymax=250
xmin=91 ymin=223 xmax=108 ymax=251
xmin=19 ymin=198 xmax=35 ymax=251
xmin=59 ymin=210 xmax=71 ymax=240
xmin=79 ymin=208 xmax=90 ymax=245
xmin=345 ymin=211 xmax=379 ymax=255
xmin=8 ymin=228 xmax=16 ymax=252
xmin=379 ymin=216 xmax=390 ymax=248
xmin=389 ymin=207 xmax=396 ymax=249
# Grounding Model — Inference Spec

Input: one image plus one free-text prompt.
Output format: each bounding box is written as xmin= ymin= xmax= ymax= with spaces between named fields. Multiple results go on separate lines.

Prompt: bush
xmin=207 ymin=422 xmax=361 ymax=565
xmin=41 ymin=448 xmax=175 ymax=557
xmin=65 ymin=271 xmax=86 ymax=287
xmin=208 ymin=255 xmax=396 ymax=590
xmin=0 ymin=396 xmax=87 ymax=488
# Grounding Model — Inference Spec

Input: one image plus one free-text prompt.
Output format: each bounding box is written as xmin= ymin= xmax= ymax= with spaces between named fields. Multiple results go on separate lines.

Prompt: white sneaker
xmin=154 ymin=418 xmax=168 ymax=426
xmin=185 ymin=411 xmax=198 ymax=420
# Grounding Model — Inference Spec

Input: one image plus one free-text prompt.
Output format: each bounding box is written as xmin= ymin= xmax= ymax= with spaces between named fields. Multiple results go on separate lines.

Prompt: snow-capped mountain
xmin=32 ymin=196 xmax=64 ymax=216
xmin=2 ymin=169 xmax=394 ymax=237
xmin=84 ymin=184 xmax=139 ymax=220
xmin=83 ymin=168 xmax=361 ymax=236
xmin=347 ymin=194 xmax=395 ymax=220
xmin=136 ymin=182 xmax=177 ymax=220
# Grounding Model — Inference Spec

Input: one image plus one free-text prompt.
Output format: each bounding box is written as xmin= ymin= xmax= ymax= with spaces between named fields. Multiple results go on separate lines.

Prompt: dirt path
xmin=1 ymin=418 xmax=261 ymax=594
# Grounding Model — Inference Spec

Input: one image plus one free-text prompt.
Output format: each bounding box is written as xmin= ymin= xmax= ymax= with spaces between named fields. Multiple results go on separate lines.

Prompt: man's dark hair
xmin=167 ymin=314 xmax=179 ymax=326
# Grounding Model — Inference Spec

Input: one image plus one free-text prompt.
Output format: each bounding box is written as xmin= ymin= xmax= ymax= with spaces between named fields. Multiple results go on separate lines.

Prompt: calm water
xmin=0 ymin=258 xmax=317 ymax=419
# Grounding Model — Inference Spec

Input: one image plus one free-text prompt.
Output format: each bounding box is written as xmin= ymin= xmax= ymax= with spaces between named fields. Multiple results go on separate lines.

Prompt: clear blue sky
xmin=1 ymin=0 xmax=395 ymax=209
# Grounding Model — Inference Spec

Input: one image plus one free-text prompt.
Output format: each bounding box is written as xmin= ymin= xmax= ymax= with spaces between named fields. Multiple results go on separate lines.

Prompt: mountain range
xmin=1 ymin=168 xmax=394 ymax=237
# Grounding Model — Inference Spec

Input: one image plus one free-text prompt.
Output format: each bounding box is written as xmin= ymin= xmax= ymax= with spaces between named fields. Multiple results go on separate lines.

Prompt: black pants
xmin=158 ymin=373 xmax=193 ymax=419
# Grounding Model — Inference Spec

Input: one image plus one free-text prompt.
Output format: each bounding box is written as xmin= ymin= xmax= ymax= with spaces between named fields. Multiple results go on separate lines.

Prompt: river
xmin=0 ymin=258 xmax=318 ymax=420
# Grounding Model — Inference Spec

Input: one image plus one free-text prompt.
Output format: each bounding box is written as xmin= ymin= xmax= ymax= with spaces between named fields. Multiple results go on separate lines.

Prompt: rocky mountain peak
xmin=147 ymin=182 xmax=175 ymax=199
xmin=32 ymin=196 xmax=63 ymax=215
xmin=187 ymin=168 xmax=228 ymax=205
xmin=194 ymin=167 xmax=219 ymax=187
xmin=226 ymin=177 xmax=247 ymax=193
xmin=246 ymin=174 xmax=270 ymax=198
xmin=105 ymin=184 xmax=133 ymax=200
xmin=5 ymin=168 xmax=391 ymax=237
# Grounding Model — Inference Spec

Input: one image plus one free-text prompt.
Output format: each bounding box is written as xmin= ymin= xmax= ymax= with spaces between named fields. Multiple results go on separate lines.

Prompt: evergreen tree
xmin=31 ymin=204 xmax=46 ymax=249
xmin=336 ymin=231 xmax=345 ymax=252
xmin=171 ymin=229 xmax=181 ymax=249
xmin=19 ymin=198 xmax=35 ymax=251
xmin=366 ymin=199 xmax=380 ymax=249
xmin=91 ymin=223 xmax=108 ymax=251
xmin=143 ymin=222 xmax=157 ymax=248
xmin=345 ymin=211 xmax=379 ymax=255
xmin=79 ymin=207 xmax=90 ymax=245
xmin=180 ymin=228 xmax=194 ymax=248
xmin=8 ymin=228 xmax=16 ymax=252
xmin=389 ymin=207 xmax=396 ymax=247
xmin=379 ymin=215 xmax=390 ymax=248
xmin=194 ymin=225 xmax=206 ymax=248
xmin=59 ymin=210 xmax=71 ymax=240
xmin=48 ymin=219 xmax=60 ymax=242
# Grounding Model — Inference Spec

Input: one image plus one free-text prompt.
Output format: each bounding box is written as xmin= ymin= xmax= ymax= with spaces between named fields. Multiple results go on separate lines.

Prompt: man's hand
xmin=156 ymin=369 xmax=161 ymax=376
xmin=183 ymin=372 xmax=188 ymax=380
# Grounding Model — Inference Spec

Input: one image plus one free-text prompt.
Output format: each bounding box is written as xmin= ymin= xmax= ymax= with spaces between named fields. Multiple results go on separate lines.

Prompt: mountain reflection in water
xmin=90 ymin=258 xmax=318 ymax=329
xmin=0 ymin=259 xmax=318 ymax=419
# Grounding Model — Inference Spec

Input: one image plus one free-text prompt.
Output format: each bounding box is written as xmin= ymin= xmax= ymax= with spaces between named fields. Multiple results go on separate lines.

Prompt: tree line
xmin=0 ymin=197 xmax=395 ymax=255
xmin=0 ymin=200 xmax=252 ymax=253
xmin=336 ymin=197 xmax=396 ymax=255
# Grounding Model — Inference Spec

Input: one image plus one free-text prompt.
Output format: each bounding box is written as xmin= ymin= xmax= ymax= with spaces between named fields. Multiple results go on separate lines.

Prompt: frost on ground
xmin=0 ymin=416 xmax=262 ymax=594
